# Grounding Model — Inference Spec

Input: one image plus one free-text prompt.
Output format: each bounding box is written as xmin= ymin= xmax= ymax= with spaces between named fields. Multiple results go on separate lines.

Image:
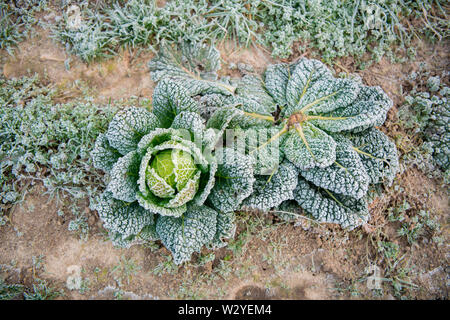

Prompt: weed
xmin=152 ymin=254 xmax=178 ymax=276
xmin=110 ymin=255 xmax=142 ymax=286
xmin=0 ymin=75 xmax=118 ymax=237
xmin=0 ymin=1 xmax=47 ymax=55
xmin=50 ymin=1 xmax=447 ymax=67
xmin=0 ymin=278 xmax=24 ymax=300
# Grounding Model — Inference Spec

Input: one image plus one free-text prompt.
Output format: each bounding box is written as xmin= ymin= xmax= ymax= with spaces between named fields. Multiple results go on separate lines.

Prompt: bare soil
xmin=0 ymin=26 xmax=448 ymax=300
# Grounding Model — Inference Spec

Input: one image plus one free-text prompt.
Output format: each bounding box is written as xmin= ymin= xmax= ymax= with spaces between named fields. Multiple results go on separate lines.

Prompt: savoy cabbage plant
xmin=91 ymin=80 xmax=255 ymax=264
xmin=228 ymin=60 xmax=399 ymax=228
xmin=148 ymin=42 xmax=399 ymax=229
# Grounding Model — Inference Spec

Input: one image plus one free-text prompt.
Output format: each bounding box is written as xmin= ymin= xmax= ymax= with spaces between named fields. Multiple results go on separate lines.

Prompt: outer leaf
xmin=156 ymin=204 xmax=218 ymax=265
xmin=282 ymin=59 xmax=359 ymax=117
xmin=283 ymin=123 xmax=336 ymax=170
xmin=208 ymin=211 xmax=236 ymax=249
xmin=106 ymin=107 xmax=161 ymax=155
xmin=264 ymin=63 xmax=290 ymax=106
xmin=293 ymin=178 xmax=369 ymax=229
xmin=193 ymin=159 xmax=218 ymax=207
xmin=145 ymin=167 xmax=176 ymax=198
xmin=152 ymin=80 xmax=200 ymax=128
xmin=137 ymin=128 xmax=182 ymax=155
xmin=308 ymin=86 xmax=393 ymax=132
xmin=170 ymin=111 xmax=206 ymax=146
xmin=106 ymin=151 xmax=141 ymax=202
xmin=108 ymin=224 xmax=159 ymax=249
xmin=148 ymin=42 xmax=234 ymax=96
xmin=136 ymin=192 xmax=187 ymax=217
xmin=95 ymin=191 xmax=155 ymax=240
xmin=236 ymin=125 xmax=285 ymax=175
xmin=242 ymin=161 xmax=298 ymax=211
xmin=235 ymin=75 xmax=276 ymax=114
xmin=299 ymin=138 xmax=370 ymax=199
xmin=207 ymin=148 xmax=255 ymax=212
xmin=345 ymin=128 xmax=399 ymax=185
xmin=284 ymin=58 xmax=332 ymax=112
xmin=91 ymin=133 xmax=121 ymax=172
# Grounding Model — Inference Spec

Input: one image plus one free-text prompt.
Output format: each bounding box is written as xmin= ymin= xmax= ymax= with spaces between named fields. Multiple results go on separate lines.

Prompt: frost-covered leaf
xmin=136 ymin=190 xmax=187 ymax=217
xmin=293 ymin=178 xmax=369 ymax=229
xmin=108 ymin=224 xmax=159 ymax=249
xmin=95 ymin=191 xmax=155 ymax=240
xmin=137 ymin=128 xmax=183 ymax=155
xmin=236 ymin=126 xmax=285 ymax=175
xmin=156 ymin=204 xmax=217 ymax=265
xmin=264 ymin=63 xmax=290 ymax=106
xmin=242 ymin=161 xmax=298 ymax=211
xmin=148 ymin=42 xmax=234 ymax=96
xmin=106 ymin=151 xmax=141 ymax=202
xmin=152 ymin=80 xmax=200 ymax=128
xmin=299 ymin=138 xmax=370 ymax=199
xmin=282 ymin=123 xmax=336 ymax=170
xmin=207 ymin=148 xmax=255 ymax=212
xmin=208 ymin=211 xmax=236 ymax=249
xmin=345 ymin=128 xmax=399 ymax=185
xmin=284 ymin=58 xmax=332 ymax=113
xmin=91 ymin=133 xmax=121 ymax=172
xmin=106 ymin=107 xmax=160 ymax=155
xmin=235 ymin=75 xmax=276 ymax=114
xmin=308 ymin=86 xmax=392 ymax=133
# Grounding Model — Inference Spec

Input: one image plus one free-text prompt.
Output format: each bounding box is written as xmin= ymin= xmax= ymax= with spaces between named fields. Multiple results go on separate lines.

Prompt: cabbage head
xmin=91 ymin=80 xmax=255 ymax=264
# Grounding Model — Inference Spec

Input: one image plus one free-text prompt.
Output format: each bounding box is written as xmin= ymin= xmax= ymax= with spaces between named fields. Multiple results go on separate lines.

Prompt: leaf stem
xmin=243 ymin=111 xmax=275 ymax=122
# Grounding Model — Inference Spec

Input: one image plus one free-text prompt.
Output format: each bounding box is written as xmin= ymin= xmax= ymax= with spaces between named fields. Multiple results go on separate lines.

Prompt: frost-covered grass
xmin=0 ymin=76 xmax=118 ymax=231
xmin=0 ymin=1 xmax=47 ymax=55
xmin=50 ymin=0 xmax=448 ymax=66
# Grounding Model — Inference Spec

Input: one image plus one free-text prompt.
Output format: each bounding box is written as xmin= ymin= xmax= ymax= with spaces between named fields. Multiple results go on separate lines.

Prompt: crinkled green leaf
xmin=171 ymin=111 xmax=206 ymax=146
xmin=293 ymin=178 xmax=369 ymax=229
xmin=194 ymin=159 xmax=218 ymax=207
xmin=207 ymin=148 xmax=255 ymax=212
xmin=208 ymin=211 xmax=236 ymax=249
xmin=95 ymin=191 xmax=155 ymax=240
xmin=108 ymin=223 xmax=159 ymax=249
xmin=152 ymin=80 xmax=200 ymax=128
xmin=284 ymin=59 xmax=333 ymax=114
xmin=106 ymin=107 xmax=160 ymax=155
xmin=308 ymin=86 xmax=393 ymax=133
xmin=242 ymin=161 xmax=298 ymax=211
xmin=206 ymin=105 xmax=244 ymax=131
xmin=236 ymin=126 xmax=285 ymax=175
xmin=91 ymin=133 xmax=121 ymax=172
xmin=106 ymin=151 xmax=141 ymax=202
xmin=156 ymin=204 xmax=217 ymax=265
xmin=345 ymin=128 xmax=399 ymax=186
xmin=264 ymin=63 xmax=290 ymax=106
xmin=235 ymin=75 xmax=276 ymax=114
xmin=299 ymin=137 xmax=369 ymax=199
xmin=137 ymin=128 xmax=183 ymax=155
xmin=148 ymin=42 xmax=234 ymax=96
xmin=283 ymin=123 xmax=336 ymax=170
